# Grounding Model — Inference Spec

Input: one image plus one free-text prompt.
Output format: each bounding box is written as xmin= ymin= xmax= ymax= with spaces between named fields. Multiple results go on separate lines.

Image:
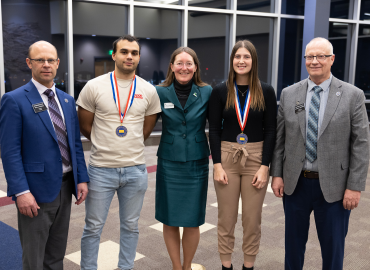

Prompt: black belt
xmin=301 ymin=170 xmax=319 ymax=179
xmin=62 ymin=171 xmax=73 ymax=182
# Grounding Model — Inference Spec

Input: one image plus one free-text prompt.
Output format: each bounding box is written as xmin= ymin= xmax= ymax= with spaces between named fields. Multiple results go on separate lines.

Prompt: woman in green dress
xmin=155 ymin=47 xmax=212 ymax=270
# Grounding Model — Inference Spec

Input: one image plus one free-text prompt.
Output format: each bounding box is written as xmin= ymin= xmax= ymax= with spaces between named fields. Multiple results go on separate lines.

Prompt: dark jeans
xmin=283 ymin=175 xmax=351 ymax=270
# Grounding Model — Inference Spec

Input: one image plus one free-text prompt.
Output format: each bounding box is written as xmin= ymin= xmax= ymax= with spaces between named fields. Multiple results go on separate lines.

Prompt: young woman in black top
xmin=208 ymin=40 xmax=277 ymax=270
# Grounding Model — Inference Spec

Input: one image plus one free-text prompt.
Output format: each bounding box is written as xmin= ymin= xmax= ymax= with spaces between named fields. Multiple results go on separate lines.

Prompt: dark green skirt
xmin=155 ymin=157 xmax=209 ymax=227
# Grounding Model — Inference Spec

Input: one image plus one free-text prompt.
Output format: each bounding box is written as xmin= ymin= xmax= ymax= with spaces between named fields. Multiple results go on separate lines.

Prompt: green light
xmin=109 ymin=50 xmax=113 ymax=55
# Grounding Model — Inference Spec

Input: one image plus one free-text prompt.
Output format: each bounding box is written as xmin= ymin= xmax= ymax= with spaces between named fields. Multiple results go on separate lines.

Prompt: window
xmin=277 ymin=19 xmax=304 ymax=99
xmin=134 ymin=7 xmax=180 ymax=85
xmin=355 ymin=25 xmax=370 ymax=99
xmin=237 ymin=0 xmax=273 ymax=12
xmin=281 ymin=0 xmax=305 ymax=16
xmin=236 ymin=16 xmax=273 ymax=84
xmin=72 ymin=1 xmax=127 ymax=99
xmin=188 ymin=12 xmax=228 ymax=87
xmin=189 ymin=0 xmax=228 ymax=10
xmin=2 ymin=0 xmax=67 ymax=93
xmin=330 ymin=0 xmax=351 ymax=19
xmin=329 ymin=22 xmax=350 ymax=81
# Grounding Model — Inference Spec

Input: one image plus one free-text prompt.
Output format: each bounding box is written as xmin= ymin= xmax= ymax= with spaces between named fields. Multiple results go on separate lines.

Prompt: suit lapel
xmin=56 ymin=90 xmax=73 ymax=148
xmin=296 ymin=80 xmax=308 ymax=140
xmin=318 ymin=77 xmax=342 ymax=138
xmin=184 ymin=84 xmax=200 ymax=110
xmin=24 ymin=81 xmax=58 ymax=143
xmin=166 ymin=84 xmax=183 ymax=110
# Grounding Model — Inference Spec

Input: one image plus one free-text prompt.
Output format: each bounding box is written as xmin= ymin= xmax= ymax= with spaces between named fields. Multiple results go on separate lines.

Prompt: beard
xmin=115 ymin=61 xmax=138 ymax=74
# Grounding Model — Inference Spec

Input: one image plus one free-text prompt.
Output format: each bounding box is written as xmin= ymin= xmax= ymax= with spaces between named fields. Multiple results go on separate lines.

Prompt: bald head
xmin=28 ymin=41 xmax=58 ymax=59
xmin=26 ymin=40 xmax=60 ymax=88
xmin=305 ymin=37 xmax=333 ymax=55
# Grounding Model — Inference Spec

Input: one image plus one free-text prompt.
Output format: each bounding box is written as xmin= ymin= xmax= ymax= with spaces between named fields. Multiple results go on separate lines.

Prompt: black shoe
xmin=222 ymin=264 xmax=233 ymax=270
xmin=242 ymin=265 xmax=254 ymax=270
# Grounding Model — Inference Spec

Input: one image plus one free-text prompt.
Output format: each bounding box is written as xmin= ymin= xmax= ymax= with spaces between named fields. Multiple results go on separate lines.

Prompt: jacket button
xmin=183 ymin=134 xmax=186 ymax=139
xmin=184 ymin=109 xmax=188 ymax=113
xmin=59 ymin=158 xmax=62 ymax=162
xmin=182 ymin=121 xmax=186 ymax=125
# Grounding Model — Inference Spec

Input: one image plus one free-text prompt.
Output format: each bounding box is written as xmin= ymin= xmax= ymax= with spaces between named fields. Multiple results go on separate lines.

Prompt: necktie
xmin=306 ymin=86 xmax=323 ymax=163
xmin=44 ymin=89 xmax=71 ymax=167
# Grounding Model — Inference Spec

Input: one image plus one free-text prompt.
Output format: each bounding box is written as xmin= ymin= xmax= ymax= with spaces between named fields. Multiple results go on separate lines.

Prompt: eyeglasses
xmin=304 ymin=55 xmax=332 ymax=61
xmin=29 ymin=58 xmax=59 ymax=64
xmin=174 ymin=62 xmax=194 ymax=68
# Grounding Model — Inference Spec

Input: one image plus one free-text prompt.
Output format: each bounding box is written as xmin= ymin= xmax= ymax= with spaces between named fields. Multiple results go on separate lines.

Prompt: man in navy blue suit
xmin=0 ymin=41 xmax=89 ymax=270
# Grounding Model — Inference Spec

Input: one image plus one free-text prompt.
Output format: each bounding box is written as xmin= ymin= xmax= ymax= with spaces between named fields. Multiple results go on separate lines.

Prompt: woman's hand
xmin=213 ymin=163 xmax=228 ymax=185
xmin=252 ymin=165 xmax=269 ymax=189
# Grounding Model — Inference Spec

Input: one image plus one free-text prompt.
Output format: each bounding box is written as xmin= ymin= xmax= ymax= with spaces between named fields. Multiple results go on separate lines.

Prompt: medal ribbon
xmin=234 ymin=81 xmax=251 ymax=133
xmin=110 ymin=71 xmax=136 ymax=123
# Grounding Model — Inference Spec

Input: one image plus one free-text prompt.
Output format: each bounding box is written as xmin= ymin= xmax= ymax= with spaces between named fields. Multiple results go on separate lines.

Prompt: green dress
xmin=155 ymin=83 xmax=212 ymax=227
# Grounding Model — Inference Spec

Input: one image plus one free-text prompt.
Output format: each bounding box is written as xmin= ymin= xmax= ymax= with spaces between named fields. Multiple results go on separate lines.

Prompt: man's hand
xmin=271 ymin=177 xmax=284 ymax=198
xmin=17 ymin=193 xmax=40 ymax=218
xmin=343 ymin=189 xmax=361 ymax=210
xmin=252 ymin=165 xmax=269 ymax=189
xmin=75 ymin=183 xmax=88 ymax=205
xmin=213 ymin=163 xmax=228 ymax=185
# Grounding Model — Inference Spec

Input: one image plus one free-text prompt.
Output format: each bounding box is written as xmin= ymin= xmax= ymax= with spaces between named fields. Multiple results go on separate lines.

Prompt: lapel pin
xmin=193 ymin=93 xmax=197 ymax=97
xmin=296 ymin=101 xmax=300 ymax=104
xmin=65 ymin=99 xmax=68 ymax=103
xmin=336 ymin=92 xmax=341 ymax=97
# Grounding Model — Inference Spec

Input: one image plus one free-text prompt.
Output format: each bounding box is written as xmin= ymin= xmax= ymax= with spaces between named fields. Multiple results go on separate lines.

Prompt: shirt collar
xmin=32 ymin=78 xmax=56 ymax=96
xmin=307 ymin=73 xmax=333 ymax=93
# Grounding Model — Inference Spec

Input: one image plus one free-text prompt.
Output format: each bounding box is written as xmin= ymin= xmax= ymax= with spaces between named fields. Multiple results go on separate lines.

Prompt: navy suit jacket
xmin=0 ymin=80 xmax=89 ymax=203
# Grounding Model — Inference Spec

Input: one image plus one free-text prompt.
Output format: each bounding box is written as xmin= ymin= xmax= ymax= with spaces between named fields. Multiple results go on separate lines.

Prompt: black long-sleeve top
xmin=208 ymin=81 xmax=277 ymax=166
xmin=174 ymin=79 xmax=192 ymax=108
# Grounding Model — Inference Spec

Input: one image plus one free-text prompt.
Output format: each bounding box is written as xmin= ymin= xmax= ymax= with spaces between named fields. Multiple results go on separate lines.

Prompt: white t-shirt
xmin=77 ymin=73 xmax=161 ymax=168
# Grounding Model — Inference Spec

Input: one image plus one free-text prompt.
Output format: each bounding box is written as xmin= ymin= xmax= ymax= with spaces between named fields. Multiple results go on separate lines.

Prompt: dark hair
xmin=160 ymin=47 xmax=207 ymax=87
xmin=112 ymin=35 xmax=141 ymax=54
xmin=226 ymin=40 xmax=265 ymax=111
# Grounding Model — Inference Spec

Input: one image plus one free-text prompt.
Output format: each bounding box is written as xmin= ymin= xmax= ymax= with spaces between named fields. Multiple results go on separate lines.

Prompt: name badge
xmin=32 ymin=102 xmax=47 ymax=113
xmin=295 ymin=103 xmax=305 ymax=114
xmin=164 ymin=102 xmax=174 ymax=109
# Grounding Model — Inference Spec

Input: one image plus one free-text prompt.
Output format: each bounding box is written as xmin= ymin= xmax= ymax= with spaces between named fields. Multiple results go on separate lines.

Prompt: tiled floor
xmin=1 ymin=146 xmax=370 ymax=270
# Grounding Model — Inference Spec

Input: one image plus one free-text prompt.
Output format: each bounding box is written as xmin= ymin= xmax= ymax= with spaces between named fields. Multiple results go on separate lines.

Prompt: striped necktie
xmin=44 ymin=89 xmax=71 ymax=167
xmin=306 ymin=86 xmax=323 ymax=163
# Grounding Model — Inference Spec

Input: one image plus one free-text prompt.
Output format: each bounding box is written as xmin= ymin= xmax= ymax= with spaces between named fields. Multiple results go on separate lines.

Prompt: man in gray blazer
xmin=270 ymin=37 xmax=369 ymax=270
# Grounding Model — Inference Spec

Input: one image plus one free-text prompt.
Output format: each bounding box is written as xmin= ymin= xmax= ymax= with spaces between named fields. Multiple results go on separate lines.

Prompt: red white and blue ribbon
xmin=110 ymin=71 xmax=136 ymax=123
xmin=234 ymin=81 xmax=251 ymax=133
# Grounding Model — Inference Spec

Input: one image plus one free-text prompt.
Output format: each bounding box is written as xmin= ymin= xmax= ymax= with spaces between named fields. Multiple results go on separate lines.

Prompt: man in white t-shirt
xmin=77 ymin=35 xmax=161 ymax=270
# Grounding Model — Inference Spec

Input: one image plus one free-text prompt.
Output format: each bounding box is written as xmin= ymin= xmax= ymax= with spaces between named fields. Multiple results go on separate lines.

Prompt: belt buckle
xmin=304 ymin=170 xmax=310 ymax=177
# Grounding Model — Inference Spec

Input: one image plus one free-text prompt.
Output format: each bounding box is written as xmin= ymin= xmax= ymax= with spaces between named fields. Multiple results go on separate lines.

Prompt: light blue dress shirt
xmin=303 ymin=74 xmax=333 ymax=172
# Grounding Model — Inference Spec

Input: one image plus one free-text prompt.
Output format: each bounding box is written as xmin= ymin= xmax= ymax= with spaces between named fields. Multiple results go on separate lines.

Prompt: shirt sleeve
xmin=261 ymin=84 xmax=277 ymax=166
xmin=145 ymin=87 xmax=162 ymax=116
xmin=76 ymin=82 xmax=96 ymax=113
xmin=208 ymin=84 xmax=224 ymax=164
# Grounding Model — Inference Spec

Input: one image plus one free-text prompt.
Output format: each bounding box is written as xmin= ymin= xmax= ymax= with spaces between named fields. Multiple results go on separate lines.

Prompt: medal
xmin=234 ymin=82 xmax=251 ymax=144
xmin=110 ymin=71 xmax=136 ymax=137
xmin=116 ymin=125 xmax=128 ymax=137
xmin=237 ymin=133 xmax=248 ymax=144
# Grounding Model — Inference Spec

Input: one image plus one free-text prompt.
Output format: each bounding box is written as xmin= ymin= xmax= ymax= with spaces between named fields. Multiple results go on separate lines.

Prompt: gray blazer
xmin=270 ymin=76 xmax=369 ymax=203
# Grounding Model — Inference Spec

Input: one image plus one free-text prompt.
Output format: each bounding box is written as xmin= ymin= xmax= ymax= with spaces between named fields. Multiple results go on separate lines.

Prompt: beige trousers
xmin=214 ymin=141 xmax=268 ymax=263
